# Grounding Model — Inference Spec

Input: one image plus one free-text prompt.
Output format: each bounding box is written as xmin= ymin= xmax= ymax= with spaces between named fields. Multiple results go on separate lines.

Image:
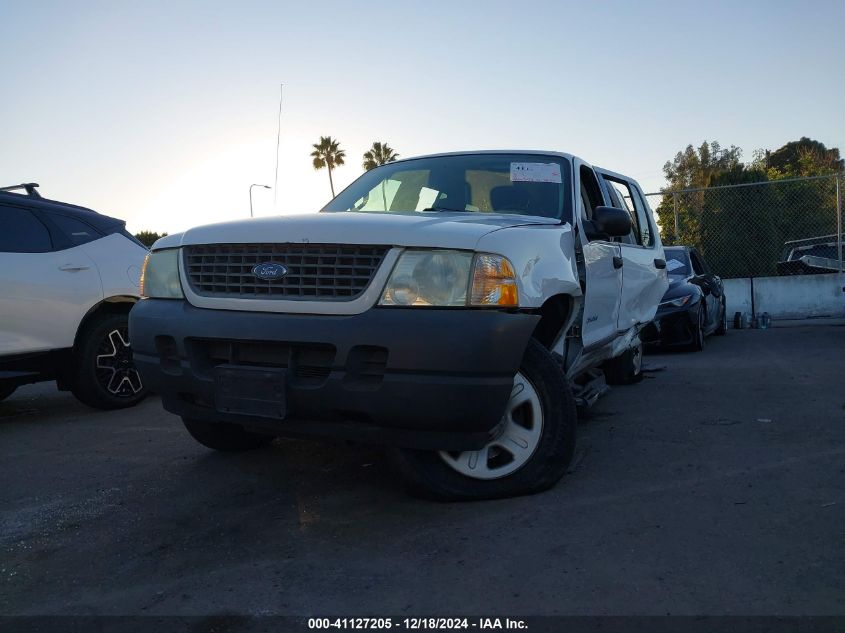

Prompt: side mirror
xmin=703 ymin=274 xmax=721 ymax=297
xmin=693 ymin=274 xmax=720 ymax=297
xmin=691 ymin=275 xmax=707 ymax=287
xmin=590 ymin=206 xmax=632 ymax=238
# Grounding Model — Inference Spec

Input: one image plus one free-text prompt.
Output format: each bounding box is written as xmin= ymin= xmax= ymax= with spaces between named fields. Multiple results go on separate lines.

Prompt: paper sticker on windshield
xmin=666 ymin=258 xmax=685 ymax=272
xmin=510 ymin=162 xmax=562 ymax=184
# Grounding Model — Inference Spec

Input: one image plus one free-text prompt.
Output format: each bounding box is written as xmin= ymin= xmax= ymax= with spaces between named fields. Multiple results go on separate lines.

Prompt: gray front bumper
xmin=129 ymin=300 xmax=539 ymax=450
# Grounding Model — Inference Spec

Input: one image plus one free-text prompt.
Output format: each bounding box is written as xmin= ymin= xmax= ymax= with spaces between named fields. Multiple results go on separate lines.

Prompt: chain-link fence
xmin=645 ymin=174 xmax=844 ymax=279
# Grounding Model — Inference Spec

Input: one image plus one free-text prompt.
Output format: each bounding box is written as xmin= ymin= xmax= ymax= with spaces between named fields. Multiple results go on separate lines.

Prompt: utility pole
xmin=274 ymin=83 xmax=283 ymax=204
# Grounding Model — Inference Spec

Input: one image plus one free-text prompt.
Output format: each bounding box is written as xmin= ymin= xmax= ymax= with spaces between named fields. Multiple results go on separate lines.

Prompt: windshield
xmin=322 ymin=153 xmax=572 ymax=222
xmin=664 ymin=248 xmax=691 ymax=276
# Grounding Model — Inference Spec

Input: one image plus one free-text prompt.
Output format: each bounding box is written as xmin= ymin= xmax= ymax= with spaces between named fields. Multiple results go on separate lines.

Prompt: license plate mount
xmin=214 ymin=365 xmax=287 ymax=420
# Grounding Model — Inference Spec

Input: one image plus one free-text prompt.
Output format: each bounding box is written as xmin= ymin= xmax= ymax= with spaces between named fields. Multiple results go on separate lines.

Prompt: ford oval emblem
xmin=252 ymin=262 xmax=288 ymax=281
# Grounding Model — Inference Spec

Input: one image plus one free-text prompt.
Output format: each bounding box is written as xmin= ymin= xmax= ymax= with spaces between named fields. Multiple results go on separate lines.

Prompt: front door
xmin=0 ymin=205 xmax=102 ymax=356
xmin=576 ymin=163 xmax=623 ymax=349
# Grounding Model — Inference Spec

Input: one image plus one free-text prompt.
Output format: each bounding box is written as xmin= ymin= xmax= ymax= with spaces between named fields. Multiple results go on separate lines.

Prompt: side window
xmin=0 ymin=207 xmax=53 ymax=253
xmin=630 ymin=186 xmax=655 ymax=247
xmin=47 ymin=213 xmax=102 ymax=246
xmin=578 ymin=166 xmax=604 ymax=222
xmin=602 ymin=176 xmax=640 ymax=245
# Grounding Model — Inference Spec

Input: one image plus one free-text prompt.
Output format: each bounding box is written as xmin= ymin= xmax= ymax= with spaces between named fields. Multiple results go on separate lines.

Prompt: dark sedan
xmin=642 ymin=246 xmax=727 ymax=351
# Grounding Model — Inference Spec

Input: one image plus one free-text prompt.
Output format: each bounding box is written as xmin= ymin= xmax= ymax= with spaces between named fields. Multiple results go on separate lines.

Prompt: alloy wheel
xmin=439 ymin=372 xmax=544 ymax=480
xmin=95 ymin=327 xmax=144 ymax=397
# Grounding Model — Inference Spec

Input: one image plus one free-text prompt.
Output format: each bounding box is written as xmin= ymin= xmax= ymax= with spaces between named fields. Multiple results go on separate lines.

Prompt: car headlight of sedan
xmin=379 ymin=250 xmax=518 ymax=307
xmin=139 ymin=249 xmax=184 ymax=299
xmin=659 ymin=294 xmax=692 ymax=308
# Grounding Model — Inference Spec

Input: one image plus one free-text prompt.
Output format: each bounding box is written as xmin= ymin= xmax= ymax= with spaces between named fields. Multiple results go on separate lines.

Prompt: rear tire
xmin=182 ymin=418 xmax=275 ymax=452
xmin=603 ymin=340 xmax=644 ymax=385
xmin=0 ymin=384 xmax=16 ymax=402
xmin=391 ymin=339 xmax=577 ymax=501
xmin=715 ymin=298 xmax=727 ymax=336
xmin=71 ymin=313 xmax=148 ymax=410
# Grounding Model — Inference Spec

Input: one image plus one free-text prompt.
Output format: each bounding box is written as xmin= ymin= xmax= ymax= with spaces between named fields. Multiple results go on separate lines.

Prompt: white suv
xmin=0 ymin=184 xmax=149 ymax=408
xmin=131 ymin=151 xmax=668 ymax=499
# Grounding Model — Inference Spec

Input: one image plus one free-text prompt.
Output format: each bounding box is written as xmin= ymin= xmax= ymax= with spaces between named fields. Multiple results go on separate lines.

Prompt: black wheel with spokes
xmin=71 ymin=313 xmax=147 ymax=410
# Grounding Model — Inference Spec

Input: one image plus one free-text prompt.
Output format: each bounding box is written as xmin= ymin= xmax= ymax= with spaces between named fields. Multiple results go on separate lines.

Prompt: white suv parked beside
xmin=0 ymin=184 xmax=149 ymax=408
xmin=131 ymin=151 xmax=668 ymax=499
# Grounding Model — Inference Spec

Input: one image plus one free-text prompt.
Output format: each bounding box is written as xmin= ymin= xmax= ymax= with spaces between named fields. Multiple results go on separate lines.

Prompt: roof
xmin=386 ymin=149 xmax=579 ymax=167
xmin=0 ymin=186 xmax=125 ymax=231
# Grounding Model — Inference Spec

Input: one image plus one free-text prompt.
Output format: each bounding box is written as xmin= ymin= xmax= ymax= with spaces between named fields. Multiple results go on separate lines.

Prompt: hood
xmin=158 ymin=212 xmax=560 ymax=251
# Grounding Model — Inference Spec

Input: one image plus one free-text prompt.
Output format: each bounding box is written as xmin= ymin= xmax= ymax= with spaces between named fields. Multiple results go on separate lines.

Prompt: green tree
xmin=655 ymin=141 xmax=742 ymax=245
xmin=765 ymin=137 xmax=843 ymax=178
xmin=655 ymin=137 xmax=842 ymax=278
xmin=310 ymin=136 xmax=346 ymax=197
xmin=134 ymin=231 xmax=168 ymax=248
xmin=362 ymin=142 xmax=399 ymax=171
xmin=662 ymin=141 xmax=742 ymax=191
xmin=764 ymin=138 xmax=841 ymax=255
xmin=698 ymin=166 xmax=778 ymax=277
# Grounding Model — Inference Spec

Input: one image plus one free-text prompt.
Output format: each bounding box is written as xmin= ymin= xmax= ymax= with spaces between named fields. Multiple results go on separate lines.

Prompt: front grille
xmin=184 ymin=243 xmax=389 ymax=300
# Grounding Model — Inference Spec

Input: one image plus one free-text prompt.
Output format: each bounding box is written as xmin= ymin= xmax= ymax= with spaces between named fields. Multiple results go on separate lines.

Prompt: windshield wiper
xmin=421 ymin=206 xmax=467 ymax=213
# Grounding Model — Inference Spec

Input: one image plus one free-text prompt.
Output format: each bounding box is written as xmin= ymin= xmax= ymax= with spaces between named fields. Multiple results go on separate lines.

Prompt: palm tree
xmin=363 ymin=142 xmax=400 ymax=210
xmin=362 ymin=142 xmax=399 ymax=171
xmin=311 ymin=136 xmax=346 ymax=197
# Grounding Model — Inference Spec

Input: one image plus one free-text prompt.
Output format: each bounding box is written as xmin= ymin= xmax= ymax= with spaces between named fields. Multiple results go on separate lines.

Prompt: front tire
xmin=71 ymin=313 xmax=147 ymax=410
xmin=0 ymin=384 xmax=16 ymax=402
xmin=182 ymin=418 xmax=275 ymax=452
xmin=690 ymin=305 xmax=706 ymax=352
xmin=391 ymin=339 xmax=577 ymax=501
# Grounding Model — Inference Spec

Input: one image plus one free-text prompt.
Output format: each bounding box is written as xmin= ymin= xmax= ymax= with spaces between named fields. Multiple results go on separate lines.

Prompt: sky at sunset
xmin=2 ymin=0 xmax=843 ymax=235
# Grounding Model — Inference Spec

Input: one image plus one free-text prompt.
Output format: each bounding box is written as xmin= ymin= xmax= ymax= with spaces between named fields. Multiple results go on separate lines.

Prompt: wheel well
xmin=55 ymin=298 xmax=136 ymax=392
xmin=73 ymin=297 xmax=137 ymax=351
xmin=531 ymin=295 xmax=574 ymax=349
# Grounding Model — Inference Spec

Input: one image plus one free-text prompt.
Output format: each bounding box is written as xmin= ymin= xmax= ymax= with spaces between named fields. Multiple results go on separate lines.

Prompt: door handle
xmin=613 ymin=256 xmax=624 ymax=269
xmin=59 ymin=263 xmax=90 ymax=272
xmin=654 ymin=258 xmax=666 ymax=269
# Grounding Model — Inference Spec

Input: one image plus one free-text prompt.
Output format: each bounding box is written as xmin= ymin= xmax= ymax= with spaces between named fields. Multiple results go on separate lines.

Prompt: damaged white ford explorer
xmin=130 ymin=151 xmax=668 ymax=499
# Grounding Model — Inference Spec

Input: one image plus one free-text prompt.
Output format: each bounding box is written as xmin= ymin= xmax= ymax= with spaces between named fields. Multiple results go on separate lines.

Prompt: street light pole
xmin=249 ymin=184 xmax=271 ymax=217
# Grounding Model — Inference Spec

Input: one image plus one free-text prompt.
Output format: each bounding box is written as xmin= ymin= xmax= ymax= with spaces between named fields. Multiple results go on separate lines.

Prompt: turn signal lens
xmin=139 ymin=253 xmax=150 ymax=296
xmin=470 ymin=254 xmax=518 ymax=307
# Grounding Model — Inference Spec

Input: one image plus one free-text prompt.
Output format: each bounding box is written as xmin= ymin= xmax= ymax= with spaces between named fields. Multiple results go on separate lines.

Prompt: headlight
xmin=659 ymin=294 xmax=692 ymax=308
xmin=379 ymin=250 xmax=518 ymax=307
xmin=139 ymin=249 xmax=184 ymax=298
